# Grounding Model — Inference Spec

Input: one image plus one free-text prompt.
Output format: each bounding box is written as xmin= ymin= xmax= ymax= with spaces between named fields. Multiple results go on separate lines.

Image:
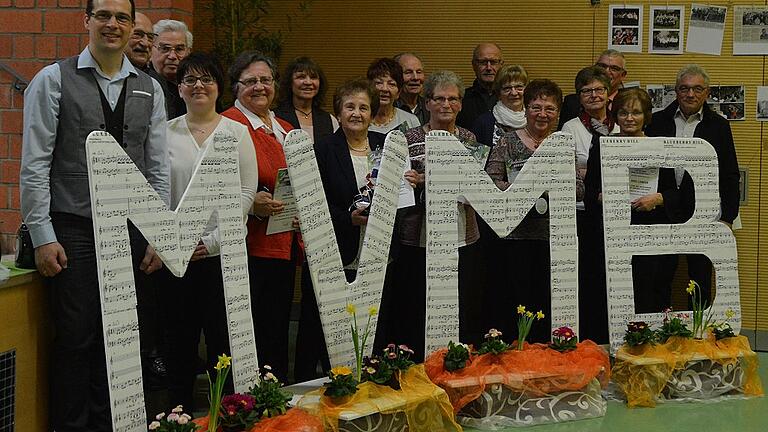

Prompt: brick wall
xmin=0 ymin=0 xmax=194 ymax=255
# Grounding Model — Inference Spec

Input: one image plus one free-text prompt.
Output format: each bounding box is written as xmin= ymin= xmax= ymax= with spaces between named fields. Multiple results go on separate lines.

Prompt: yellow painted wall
xmin=0 ymin=273 xmax=50 ymax=432
xmin=196 ymin=0 xmax=767 ymax=337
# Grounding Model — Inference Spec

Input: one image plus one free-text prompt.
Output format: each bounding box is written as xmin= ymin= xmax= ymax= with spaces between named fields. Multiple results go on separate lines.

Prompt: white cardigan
xmin=167 ymin=115 xmax=258 ymax=256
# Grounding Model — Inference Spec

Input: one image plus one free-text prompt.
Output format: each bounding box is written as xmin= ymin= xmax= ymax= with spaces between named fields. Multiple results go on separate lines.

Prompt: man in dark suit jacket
xmin=558 ymin=49 xmax=627 ymax=130
xmin=455 ymin=43 xmax=503 ymax=128
xmin=645 ymin=64 xmax=740 ymax=307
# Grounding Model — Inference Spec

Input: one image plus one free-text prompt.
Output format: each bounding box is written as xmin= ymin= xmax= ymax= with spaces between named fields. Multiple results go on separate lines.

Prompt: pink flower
xmin=221 ymin=393 xmax=256 ymax=415
xmin=155 ymin=412 xmax=165 ymax=420
xmin=177 ymin=415 xmax=189 ymax=425
xmin=167 ymin=412 xmax=180 ymax=422
xmin=398 ymin=344 xmax=414 ymax=354
xmin=149 ymin=421 xmax=161 ymax=430
xmin=171 ymin=405 xmax=184 ymax=414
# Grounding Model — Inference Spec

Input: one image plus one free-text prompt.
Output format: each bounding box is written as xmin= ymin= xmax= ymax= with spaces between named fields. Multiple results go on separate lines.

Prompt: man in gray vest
xmin=20 ymin=0 xmax=169 ymax=430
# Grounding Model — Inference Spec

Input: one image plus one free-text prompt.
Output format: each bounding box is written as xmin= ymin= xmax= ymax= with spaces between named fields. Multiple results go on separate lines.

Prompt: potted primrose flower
xmin=424 ymin=306 xmax=609 ymax=429
xmin=612 ymin=280 xmax=764 ymax=407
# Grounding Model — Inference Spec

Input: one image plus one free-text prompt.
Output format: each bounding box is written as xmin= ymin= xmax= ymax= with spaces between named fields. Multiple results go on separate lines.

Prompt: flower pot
xmin=293 ymin=365 xmax=461 ymax=432
xmin=425 ymin=341 xmax=611 ymax=429
xmin=612 ymin=335 xmax=764 ymax=407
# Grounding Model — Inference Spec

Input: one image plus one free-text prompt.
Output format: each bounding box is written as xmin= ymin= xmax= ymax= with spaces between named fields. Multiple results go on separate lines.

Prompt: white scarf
xmin=492 ymin=101 xmax=526 ymax=129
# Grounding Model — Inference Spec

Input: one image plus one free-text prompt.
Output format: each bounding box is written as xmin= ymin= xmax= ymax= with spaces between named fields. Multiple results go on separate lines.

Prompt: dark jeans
xmin=249 ymin=256 xmax=295 ymax=383
xmin=49 ymin=213 xmax=111 ymax=432
xmin=159 ymin=257 xmax=232 ymax=411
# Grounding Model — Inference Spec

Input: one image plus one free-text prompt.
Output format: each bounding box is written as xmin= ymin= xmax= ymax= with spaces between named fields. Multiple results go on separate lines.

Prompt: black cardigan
xmin=274 ymin=101 xmax=335 ymax=144
xmin=314 ymin=129 xmax=387 ymax=265
xmin=645 ymin=101 xmax=740 ymax=223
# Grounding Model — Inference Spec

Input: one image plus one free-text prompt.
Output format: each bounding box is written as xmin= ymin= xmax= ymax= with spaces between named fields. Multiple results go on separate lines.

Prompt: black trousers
xmin=376 ymin=243 xmax=480 ymax=362
xmin=293 ymin=263 xmax=346 ymax=382
xmin=577 ymin=210 xmax=609 ymax=344
xmin=248 ymin=256 xmax=295 ymax=383
xmin=490 ymin=238 xmax=552 ymax=344
xmin=49 ymin=213 xmax=111 ymax=431
xmin=160 ymin=256 xmax=232 ymax=411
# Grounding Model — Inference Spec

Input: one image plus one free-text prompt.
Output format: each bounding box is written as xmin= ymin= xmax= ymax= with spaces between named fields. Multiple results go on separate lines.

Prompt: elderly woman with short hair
xmin=485 ymin=79 xmax=581 ymax=343
xmin=221 ymin=51 xmax=296 ymax=381
xmin=584 ymin=88 xmax=684 ymax=326
xmin=274 ymin=56 xmax=338 ymax=143
xmin=367 ymin=57 xmax=421 ymax=133
xmin=381 ymin=71 xmax=482 ymax=360
xmin=472 ymin=64 xmax=529 ymax=147
xmin=560 ymin=66 xmax=618 ymax=344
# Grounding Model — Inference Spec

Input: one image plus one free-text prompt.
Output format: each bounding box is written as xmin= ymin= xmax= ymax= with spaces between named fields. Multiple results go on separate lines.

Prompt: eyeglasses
xmin=527 ymin=105 xmax=559 ymax=115
xmin=501 ymin=85 xmax=525 ymax=94
xmin=579 ymin=87 xmax=608 ymax=96
xmin=595 ymin=62 xmax=625 ymax=73
xmin=181 ymin=75 xmax=216 ymax=86
xmin=238 ymin=77 xmax=274 ymax=87
xmin=130 ymin=30 xmax=157 ymax=43
xmin=617 ymin=109 xmax=643 ymax=118
xmin=676 ymin=85 xmax=708 ymax=95
xmin=155 ymin=44 xmax=188 ymax=55
xmin=473 ymin=58 xmax=503 ymax=67
xmin=431 ymin=96 xmax=462 ymax=105
xmin=89 ymin=11 xmax=133 ymax=25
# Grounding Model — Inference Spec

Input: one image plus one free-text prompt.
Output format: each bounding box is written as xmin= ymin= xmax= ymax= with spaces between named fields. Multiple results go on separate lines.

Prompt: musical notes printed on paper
xmin=86 ymin=131 xmax=257 ymax=432
xmin=425 ymin=131 xmax=579 ymax=354
xmin=283 ymin=130 xmax=407 ymax=367
xmin=600 ymin=136 xmax=741 ymax=353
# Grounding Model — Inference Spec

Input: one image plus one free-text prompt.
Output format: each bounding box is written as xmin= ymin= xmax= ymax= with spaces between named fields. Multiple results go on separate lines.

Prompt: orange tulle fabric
xmin=612 ymin=335 xmax=764 ymax=408
xmin=191 ymin=407 xmax=323 ymax=432
xmin=297 ymin=364 xmax=461 ymax=432
xmin=424 ymin=340 xmax=610 ymax=412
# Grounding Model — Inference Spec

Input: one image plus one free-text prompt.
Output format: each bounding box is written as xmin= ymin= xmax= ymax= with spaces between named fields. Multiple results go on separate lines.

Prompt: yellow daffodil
xmin=686 ymin=280 xmax=696 ymax=295
xmin=330 ymin=366 xmax=352 ymax=377
xmin=726 ymin=309 xmax=735 ymax=319
xmin=536 ymin=311 xmax=545 ymax=320
xmin=368 ymin=306 xmax=378 ymax=316
xmin=346 ymin=303 xmax=356 ymax=315
xmin=526 ymin=311 xmax=533 ymax=318
xmin=517 ymin=305 xmax=526 ymax=314
xmin=214 ymin=353 xmax=232 ymax=370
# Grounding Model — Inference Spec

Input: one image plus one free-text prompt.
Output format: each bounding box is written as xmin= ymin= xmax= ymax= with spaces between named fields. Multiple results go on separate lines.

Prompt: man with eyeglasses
xmin=124 ymin=12 xmax=155 ymax=69
xmin=150 ymin=19 xmax=192 ymax=119
xmin=646 ymin=64 xmax=740 ymax=307
xmin=558 ymin=49 xmax=627 ymax=130
xmin=456 ymin=42 xmax=504 ymax=128
xmin=20 ymin=0 xmax=169 ymax=430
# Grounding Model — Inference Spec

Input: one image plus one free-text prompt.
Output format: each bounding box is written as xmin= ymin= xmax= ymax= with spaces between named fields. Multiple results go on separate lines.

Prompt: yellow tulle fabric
xmin=424 ymin=341 xmax=610 ymax=412
xmin=297 ymin=364 xmax=461 ymax=432
xmin=612 ymin=335 xmax=764 ymax=407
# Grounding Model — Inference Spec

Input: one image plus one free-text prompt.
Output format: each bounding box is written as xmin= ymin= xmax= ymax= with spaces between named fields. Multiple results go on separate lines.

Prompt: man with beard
xmin=150 ymin=19 xmax=191 ymax=119
xmin=394 ymin=52 xmax=429 ymax=125
xmin=456 ymin=43 xmax=503 ymax=128
xmin=558 ymin=49 xmax=627 ymax=130
xmin=21 ymin=0 xmax=169 ymax=429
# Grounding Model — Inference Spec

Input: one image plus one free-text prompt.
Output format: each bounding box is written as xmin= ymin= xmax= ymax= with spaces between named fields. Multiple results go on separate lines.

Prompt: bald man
xmin=124 ymin=12 xmax=155 ymax=69
xmin=456 ymin=43 xmax=503 ymax=128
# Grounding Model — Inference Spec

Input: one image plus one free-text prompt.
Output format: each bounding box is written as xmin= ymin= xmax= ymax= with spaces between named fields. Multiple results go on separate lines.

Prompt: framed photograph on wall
xmin=609 ymin=5 xmax=644 ymax=53
xmin=649 ymin=6 xmax=684 ymax=54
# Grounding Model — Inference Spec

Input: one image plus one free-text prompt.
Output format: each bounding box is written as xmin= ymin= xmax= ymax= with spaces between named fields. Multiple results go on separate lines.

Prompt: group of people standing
xmin=18 ymin=1 xmax=739 ymax=431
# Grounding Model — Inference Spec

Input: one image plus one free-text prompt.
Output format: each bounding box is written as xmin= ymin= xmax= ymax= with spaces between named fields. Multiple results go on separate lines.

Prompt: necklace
xmin=191 ymin=128 xmax=206 ymax=134
xmin=524 ymin=126 xmax=546 ymax=148
xmin=348 ymin=137 xmax=369 ymax=152
xmin=372 ymin=109 xmax=396 ymax=127
xmin=295 ymin=107 xmax=312 ymax=119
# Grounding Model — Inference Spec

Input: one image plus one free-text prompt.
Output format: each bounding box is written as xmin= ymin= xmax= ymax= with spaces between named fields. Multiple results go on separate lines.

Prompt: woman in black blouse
xmin=275 ymin=56 xmax=338 ymax=143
